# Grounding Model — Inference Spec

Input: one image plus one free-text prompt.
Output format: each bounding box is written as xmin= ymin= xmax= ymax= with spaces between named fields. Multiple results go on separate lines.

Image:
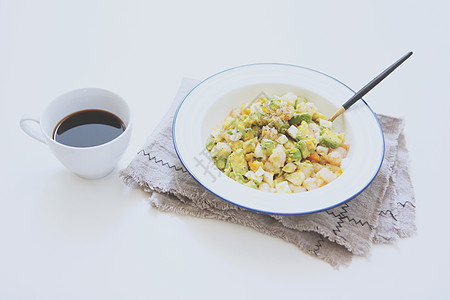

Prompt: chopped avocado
xmin=305 ymin=138 xmax=318 ymax=154
xmin=243 ymin=137 xmax=257 ymax=154
xmin=251 ymin=125 xmax=262 ymax=137
xmin=214 ymin=157 xmax=227 ymax=170
xmin=318 ymin=125 xmax=326 ymax=135
xmin=205 ymin=138 xmax=215 ymax=151
xmin=229 ymin=171 xmax=247 ymax=184
xmin=284 ymin=140 xmax=296 ymax=150
xmin=312 ymin=112 xmax=326 ymax=122
xmin=230 ymin=120 xmax=245 ymax=134
xmin=255 ymin=112 xmax=269 ymax=126
xmin=261 ymin=139 xmax=275 ymax=155
xmin=224 ymin=156 xmax=232 ymax=176
xmin=244 ymin=152 xmax=254 ymax=161
xmin=320 ymin=131 xmax=342 ymax=149
xmin=296 ymin=140 xmax=309 ymax=159
xmin=289 ymin=113 xmax=312 ymax=125
xmin=244 ymin=181 xmax=258 ymax=189
xmin=287 ymin=148 xmax=302 ymax=161
xmin=229 ymin=140 xmax=243 ymax=152
xmin=273 ymin=118 xmax=290 ymax=133
xmin=228 ymin=149 xmax=248 ymax=175
xmin=243 ymin=128 xmax=255 ymax=141
xmin=235 ymin=173 xmax=247 ymax=184
xmin=243 ymin=115 xmax=255 ymax=127
xmin=296 ymin=121 xmax=310 ymax=141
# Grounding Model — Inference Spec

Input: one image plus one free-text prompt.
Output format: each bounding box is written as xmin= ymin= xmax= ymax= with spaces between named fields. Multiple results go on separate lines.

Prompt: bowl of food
xmin=173 ymin=63 xmax=384 ymax=214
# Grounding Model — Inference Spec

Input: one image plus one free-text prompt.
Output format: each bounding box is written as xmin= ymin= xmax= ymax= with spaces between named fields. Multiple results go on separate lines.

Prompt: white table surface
xmin=1 ymin=0 xmax=449 ymax=299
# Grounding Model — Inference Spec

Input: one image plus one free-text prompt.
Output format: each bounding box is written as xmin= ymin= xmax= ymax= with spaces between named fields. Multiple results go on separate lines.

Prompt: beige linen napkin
xmin=121 ymin=78 xmax=416 ymax=268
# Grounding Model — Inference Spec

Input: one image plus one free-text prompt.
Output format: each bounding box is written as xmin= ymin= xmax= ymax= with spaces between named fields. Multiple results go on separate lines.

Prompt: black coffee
xmin=53 ymin=109 xmax=125 ymax=147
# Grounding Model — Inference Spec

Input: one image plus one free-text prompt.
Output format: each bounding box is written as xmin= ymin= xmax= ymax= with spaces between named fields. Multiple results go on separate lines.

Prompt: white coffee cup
xmin=20 ymin=88 xmax=132 ymax=179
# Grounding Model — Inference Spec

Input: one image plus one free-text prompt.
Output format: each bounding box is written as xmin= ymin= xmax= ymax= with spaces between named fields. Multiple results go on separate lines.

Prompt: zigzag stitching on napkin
xmin=325 ymin=202 xmax=348 ymax=218
xmin=325 ymin=211 xmax=341 ymax=218
xmin=379 ymin=210 xmax=398 ymax=221
xmin=378 ymin=201 xmax=416 ymax=221
xmin=326 ymin=203 xmax=349 ymax=237
xmin=398 ymin=201 xmax=416 ymax=208
xmin=312 ymin=235 xmax=325 ymax=256
xmin=326 ymin=203 xmax=373 ymax=234
xmin=340 ymin=216 xmax=375 ymax=230
xmin=313 ymin=203 xmax=349 ymax=255
xmin=139 ymin=149 xmax=187 ymax=173
xmin=332 ymin=217 xmax=346 ymax=236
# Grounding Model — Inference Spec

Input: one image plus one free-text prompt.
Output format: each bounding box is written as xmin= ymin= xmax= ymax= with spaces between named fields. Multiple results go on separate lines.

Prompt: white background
xmin=1 ymin=0 xmax=449 ymax=299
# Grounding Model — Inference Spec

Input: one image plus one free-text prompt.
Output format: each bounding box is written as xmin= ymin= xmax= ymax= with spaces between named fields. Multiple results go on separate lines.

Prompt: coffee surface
xmin=53 ymin=109 xmax=125 ymax=147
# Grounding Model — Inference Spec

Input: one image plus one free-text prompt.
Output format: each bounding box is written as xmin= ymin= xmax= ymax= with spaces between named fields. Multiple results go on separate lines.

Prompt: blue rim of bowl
xmin=172 ymin=62 xmax=385 ymax=215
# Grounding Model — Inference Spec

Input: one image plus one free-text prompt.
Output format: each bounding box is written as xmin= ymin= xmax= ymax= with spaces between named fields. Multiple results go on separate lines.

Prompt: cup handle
xmin=20 ymin=114 xmax=46 ymax=144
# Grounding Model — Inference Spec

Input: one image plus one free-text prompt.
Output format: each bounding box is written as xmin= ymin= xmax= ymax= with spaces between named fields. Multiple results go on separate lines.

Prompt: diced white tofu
xmin=285 ymin=171 xmax=306 ymax=186
xmin=316 ymin=145 xmax=329 ymax=155
xmin=276 ymin=134 xmax=288 ymax=144
xmin=258 ymin=182 xmax=271 ymax=192
xmin=306 ymin=102 xmax=318 ymax=110
xmin=309 ymin=122 xmax=320 ymax=134
xmin=264 ymin=160 xmax=280 ymax=174
xmin=281 ymin=92 xmax=297 ymax=106
xmin=215 ymin=142 xmax=231 ymax=157
xmin=245 ymin=171 xmax=263 ymax=184
xmin=288 ymin=182 xmax=307 ymax=193
xmin=297 ymin=102 xmax=316 ymax=115
xmin=263 ymin=172 xmax=274 ymax=187
xmin=210 ymin=146 xmax=218 ymax=158
xmin=286 ymin=125 xmax=299 ymax=139
xmin=228 ymin=131 xmax=242 ymax=141
xmin=316 ymin=168 xmax=337 ymax=183
xmin=211 ymin=128 xmax=220 ymax=139
xmin=282 ymin=162 xmax=297 ymax=173
xmin=303 ymin=177 xmax=324 ymax=191
xmin=254 ymin=143 xmax=264 ymax=158
xmin=275 ymin=181 xmax=291 ymax=193
xmin=245 ymin=171 xmax=254 ymax=178
xmin=268 ymin=145 xmax=286 ymax=168
xmin=255 ymin=166 xmax=265 ymax=177
xmin=297 ymin=163 xmax=314 ymax=178
xmin=319 ymin=119 xmax=333 ymax=128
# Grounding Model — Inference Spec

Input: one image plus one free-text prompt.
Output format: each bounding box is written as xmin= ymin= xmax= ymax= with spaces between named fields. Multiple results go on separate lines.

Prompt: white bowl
xmin=173 ymin=63 xmax=384 ymax=215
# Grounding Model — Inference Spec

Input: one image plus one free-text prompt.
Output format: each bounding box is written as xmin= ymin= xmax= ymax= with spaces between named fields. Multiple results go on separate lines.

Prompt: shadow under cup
xmin=41 ymin=88 xmax=132 ymax=179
